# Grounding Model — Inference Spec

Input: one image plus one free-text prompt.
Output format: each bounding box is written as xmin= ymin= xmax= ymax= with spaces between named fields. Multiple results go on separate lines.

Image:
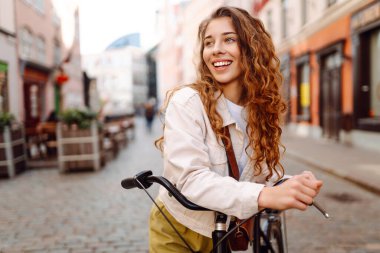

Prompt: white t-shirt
xmin=225 ymin=99 xmax=249 ymax=175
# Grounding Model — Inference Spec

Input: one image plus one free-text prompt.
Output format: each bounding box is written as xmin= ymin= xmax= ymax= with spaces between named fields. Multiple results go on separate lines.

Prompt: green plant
xmin=0 ymin=112 xmax=15 ymax=131
xmin=60 ymin=109 xmax=97 ymax=129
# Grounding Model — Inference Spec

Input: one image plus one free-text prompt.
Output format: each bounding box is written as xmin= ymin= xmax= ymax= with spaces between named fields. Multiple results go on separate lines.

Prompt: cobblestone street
xmin=1 ymin=118 xmax=163 ymax=253
xmin=1 ymin=117 xmax=380 ymax=253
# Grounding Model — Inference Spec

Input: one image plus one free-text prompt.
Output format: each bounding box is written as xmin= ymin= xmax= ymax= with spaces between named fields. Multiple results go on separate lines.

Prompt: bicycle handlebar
xmin=121 ymin=170 xmax=209 ymax=211
xmin=121 ymin=171 xmax=329 ymax=218
xmin=121 ymin=171 xmax=288 ymax=213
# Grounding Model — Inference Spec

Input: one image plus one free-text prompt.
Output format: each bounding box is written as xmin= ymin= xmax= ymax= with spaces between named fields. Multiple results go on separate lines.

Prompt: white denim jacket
xmin=158 ymin=87 xmax=278 ymax=238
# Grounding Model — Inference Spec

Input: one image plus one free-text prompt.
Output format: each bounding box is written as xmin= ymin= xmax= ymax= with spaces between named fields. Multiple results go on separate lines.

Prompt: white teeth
xmin=213 ymin=61 xmax=231 ymax=67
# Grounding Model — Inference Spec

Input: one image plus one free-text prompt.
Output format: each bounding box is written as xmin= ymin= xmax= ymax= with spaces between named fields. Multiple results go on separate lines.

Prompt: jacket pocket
xmin=208 ymin=145 xmax=227 ymax=175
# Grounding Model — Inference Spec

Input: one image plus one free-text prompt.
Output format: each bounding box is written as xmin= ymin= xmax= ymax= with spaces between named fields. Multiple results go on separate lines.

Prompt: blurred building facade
xmin=0 ymin=0 xmax=19 ymax=117
xmin=82 ymin=42 xmax=148 ymax=117
xmin=15 ymin=0 xmax=84 ymax=135
xmin=255 ymin=0 xmax=380 ymax=152
xmin=54 ymin=2 xmax=85 ymax=112
xmin=106 ymin=33 xmax=141 ymax=50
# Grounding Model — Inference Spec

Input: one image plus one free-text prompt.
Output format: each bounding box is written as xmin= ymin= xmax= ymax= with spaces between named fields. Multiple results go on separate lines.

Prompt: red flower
xmin=56 ymin=74 xmax=69 ymax=85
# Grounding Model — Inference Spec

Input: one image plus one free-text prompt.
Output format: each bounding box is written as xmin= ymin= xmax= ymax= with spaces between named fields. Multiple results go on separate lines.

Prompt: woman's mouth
xmin=212 ymin=60 xmax=232 ymax=72
xmin=212 ymin=61 xmax=232 ymax=67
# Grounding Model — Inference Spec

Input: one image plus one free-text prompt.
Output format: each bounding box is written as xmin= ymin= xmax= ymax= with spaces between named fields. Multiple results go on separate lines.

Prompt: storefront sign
xmin=24 ymin=67 xmax=48 ymax=83
xmin=351 ymin=2 xmax=380 ymax=31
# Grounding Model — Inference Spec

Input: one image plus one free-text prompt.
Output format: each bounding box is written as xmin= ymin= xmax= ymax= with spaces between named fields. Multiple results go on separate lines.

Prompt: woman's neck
xmin=221 ymin=82 xmax=243 ymax=105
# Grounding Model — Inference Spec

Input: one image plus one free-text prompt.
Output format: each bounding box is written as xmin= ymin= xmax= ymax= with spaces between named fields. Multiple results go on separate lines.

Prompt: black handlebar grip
xmin=121 ymin=177 xmax=137 ymax=189
xmin=121 ymin=170 xmax=154 ymax=190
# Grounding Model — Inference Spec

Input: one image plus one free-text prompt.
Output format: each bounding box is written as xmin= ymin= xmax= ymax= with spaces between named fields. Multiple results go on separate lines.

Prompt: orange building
xmin=286 ymin=12 xmax=353 ymax=140
xmin=255 ymin=0 xmax=380 ymax=152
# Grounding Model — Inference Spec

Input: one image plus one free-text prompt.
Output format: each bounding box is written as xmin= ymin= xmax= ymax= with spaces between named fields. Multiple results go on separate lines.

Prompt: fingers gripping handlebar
xmin=121 ymin=170 xmax=209 ymax=211
xmin=273 ymin=177 xmax=329 ymax=218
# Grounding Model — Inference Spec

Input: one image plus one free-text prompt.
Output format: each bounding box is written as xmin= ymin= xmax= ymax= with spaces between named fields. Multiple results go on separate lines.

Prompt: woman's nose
xmin=212 ymin=41 xmax=225 ymax=55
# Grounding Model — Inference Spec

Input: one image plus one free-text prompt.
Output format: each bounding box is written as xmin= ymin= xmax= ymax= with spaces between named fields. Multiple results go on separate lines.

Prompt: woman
xmin=150 ymin=6 xmax=323 ymax=252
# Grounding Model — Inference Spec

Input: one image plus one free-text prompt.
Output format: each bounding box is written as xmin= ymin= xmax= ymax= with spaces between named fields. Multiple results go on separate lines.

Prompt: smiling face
xmin=202 ymin=17 xmax=242 ymax=88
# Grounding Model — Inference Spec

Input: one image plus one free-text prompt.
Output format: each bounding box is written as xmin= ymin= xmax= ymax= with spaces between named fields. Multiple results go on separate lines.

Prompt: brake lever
xmin=275 ymin=177 xmax=330 ymax=219
xmin=310 ymin=200 xmax=330 ymax=219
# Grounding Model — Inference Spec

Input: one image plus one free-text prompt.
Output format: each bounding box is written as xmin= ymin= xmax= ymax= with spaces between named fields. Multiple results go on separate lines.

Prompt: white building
xmin=82 ymin=45 xmax=148 ymax=117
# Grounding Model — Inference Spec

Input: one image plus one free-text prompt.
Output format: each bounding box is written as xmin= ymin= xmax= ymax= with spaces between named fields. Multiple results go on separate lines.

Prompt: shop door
xmin=24 ymin=81 xmax=43 ymax=129
xmin=23 ymin=67 xmax=48 ymax=132
xmin=321 ymin=52 xmax=341 ymax=140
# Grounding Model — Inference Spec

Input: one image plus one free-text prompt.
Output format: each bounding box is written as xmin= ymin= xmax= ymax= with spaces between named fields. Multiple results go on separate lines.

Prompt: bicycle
xmin=121 ymin=170 xmax=329 ymax=253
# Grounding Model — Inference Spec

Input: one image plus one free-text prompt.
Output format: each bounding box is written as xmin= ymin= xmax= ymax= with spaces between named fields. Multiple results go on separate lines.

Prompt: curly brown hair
xmin=156 ymin=6 xmax=287 ymax=181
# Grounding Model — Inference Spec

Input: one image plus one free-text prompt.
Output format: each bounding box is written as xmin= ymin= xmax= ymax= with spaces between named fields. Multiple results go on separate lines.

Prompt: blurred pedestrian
xmin=144 ymin=98 xmax=156 ymax=133
xmin=149 ymin=6 xmax=323 ymax=252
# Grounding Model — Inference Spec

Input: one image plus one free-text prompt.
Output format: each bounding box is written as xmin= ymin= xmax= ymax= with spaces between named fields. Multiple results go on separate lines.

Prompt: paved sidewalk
xmin=282 ymin=128 xmax=380 ymax=196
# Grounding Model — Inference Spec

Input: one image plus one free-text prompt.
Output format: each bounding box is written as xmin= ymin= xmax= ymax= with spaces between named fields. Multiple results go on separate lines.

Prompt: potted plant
xmin=57 ymin=109 xmax=104 ymax=172
xmin=60 ymin=109 xmax=98 ymax=130
xmin=0 ymin=112 xmax=27 ymax=178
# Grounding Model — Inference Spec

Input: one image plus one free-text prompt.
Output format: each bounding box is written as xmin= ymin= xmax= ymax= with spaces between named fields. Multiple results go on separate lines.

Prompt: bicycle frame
xmin=254 ymin=210 xmax=287 ymax=253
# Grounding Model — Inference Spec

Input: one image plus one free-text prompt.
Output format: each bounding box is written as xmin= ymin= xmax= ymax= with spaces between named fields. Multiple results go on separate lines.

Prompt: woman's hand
xmin=258 ymin=171 xmax=323 ymax=211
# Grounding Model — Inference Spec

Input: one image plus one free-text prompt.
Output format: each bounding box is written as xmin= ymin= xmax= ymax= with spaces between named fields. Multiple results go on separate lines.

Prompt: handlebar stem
xmin=212 ymin=212 xmax=228 ymax=253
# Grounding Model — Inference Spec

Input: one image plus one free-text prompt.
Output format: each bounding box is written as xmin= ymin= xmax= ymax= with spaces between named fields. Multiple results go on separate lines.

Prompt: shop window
xmin=296 ymin=60 xmax=311 ymax=122
xmin=22 ymin=0 xmax=44 ymax=14
xmin=53 ymin=40 xmax=61 ymax=65
xmin=23 ymin=0 xmax=33 ymax=6
xmin=0 ymin=62 xmax=9 ymax=112
xmin=369 ymin=28 xmax=380 ymax=119
xmin=357 ymin=27 xmax=380 ymax=131
xmin=34 ymin=0 xmax=44 ymax=14
xmin=30 ymin=84 xmax=39 ymax=118
xmin=35 ymin=36 xmax=46 ymax=64
xmin=20 ymin=27 xmax=33 ymax=60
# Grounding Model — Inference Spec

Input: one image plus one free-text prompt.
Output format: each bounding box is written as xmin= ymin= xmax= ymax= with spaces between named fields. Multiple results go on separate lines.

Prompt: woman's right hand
xmin=258 ymin=171 xmax=323 ymax=211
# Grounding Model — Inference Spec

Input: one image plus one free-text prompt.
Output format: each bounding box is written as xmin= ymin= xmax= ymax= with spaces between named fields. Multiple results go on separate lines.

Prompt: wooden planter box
xmin=57 ymin=121 xmax=104 ymax=172
xmin=0 ymin=125 xmax=27 ymax=178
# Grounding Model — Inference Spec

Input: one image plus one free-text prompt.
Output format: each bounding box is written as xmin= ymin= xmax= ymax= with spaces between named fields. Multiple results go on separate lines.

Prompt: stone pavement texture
xmin=282 ymin=127 xmax=380 ymax=196
xmin=0 ymin=117 xmax=163 ymax=253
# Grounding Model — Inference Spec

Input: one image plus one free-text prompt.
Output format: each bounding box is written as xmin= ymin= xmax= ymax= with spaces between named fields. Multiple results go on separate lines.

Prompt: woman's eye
xmin=204 ymin=41 xmax=213 ymax=47
xmin=225 ymin=37 xmax=236 ymax=43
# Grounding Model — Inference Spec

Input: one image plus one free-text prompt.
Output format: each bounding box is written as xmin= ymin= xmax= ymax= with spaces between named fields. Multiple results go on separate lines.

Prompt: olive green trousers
xmin=149 ymin=200 xmax=213 ymax=253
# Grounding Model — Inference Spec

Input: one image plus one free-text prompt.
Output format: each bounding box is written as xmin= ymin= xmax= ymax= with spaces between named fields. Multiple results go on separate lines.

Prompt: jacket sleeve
xmin=163 ymin=92 xmax=264 ymax=219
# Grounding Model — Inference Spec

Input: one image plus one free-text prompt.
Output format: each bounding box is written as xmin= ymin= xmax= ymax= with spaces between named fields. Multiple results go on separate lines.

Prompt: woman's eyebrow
xmin=222 ymin=32 xmax=237 ymax=36
xmin=204 ymin=32 xmax=237 ymax=40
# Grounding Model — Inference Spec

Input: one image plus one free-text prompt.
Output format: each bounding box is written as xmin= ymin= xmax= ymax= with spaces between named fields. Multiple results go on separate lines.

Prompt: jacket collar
xmin=215 ymin=90 xmax=236 ymax=127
